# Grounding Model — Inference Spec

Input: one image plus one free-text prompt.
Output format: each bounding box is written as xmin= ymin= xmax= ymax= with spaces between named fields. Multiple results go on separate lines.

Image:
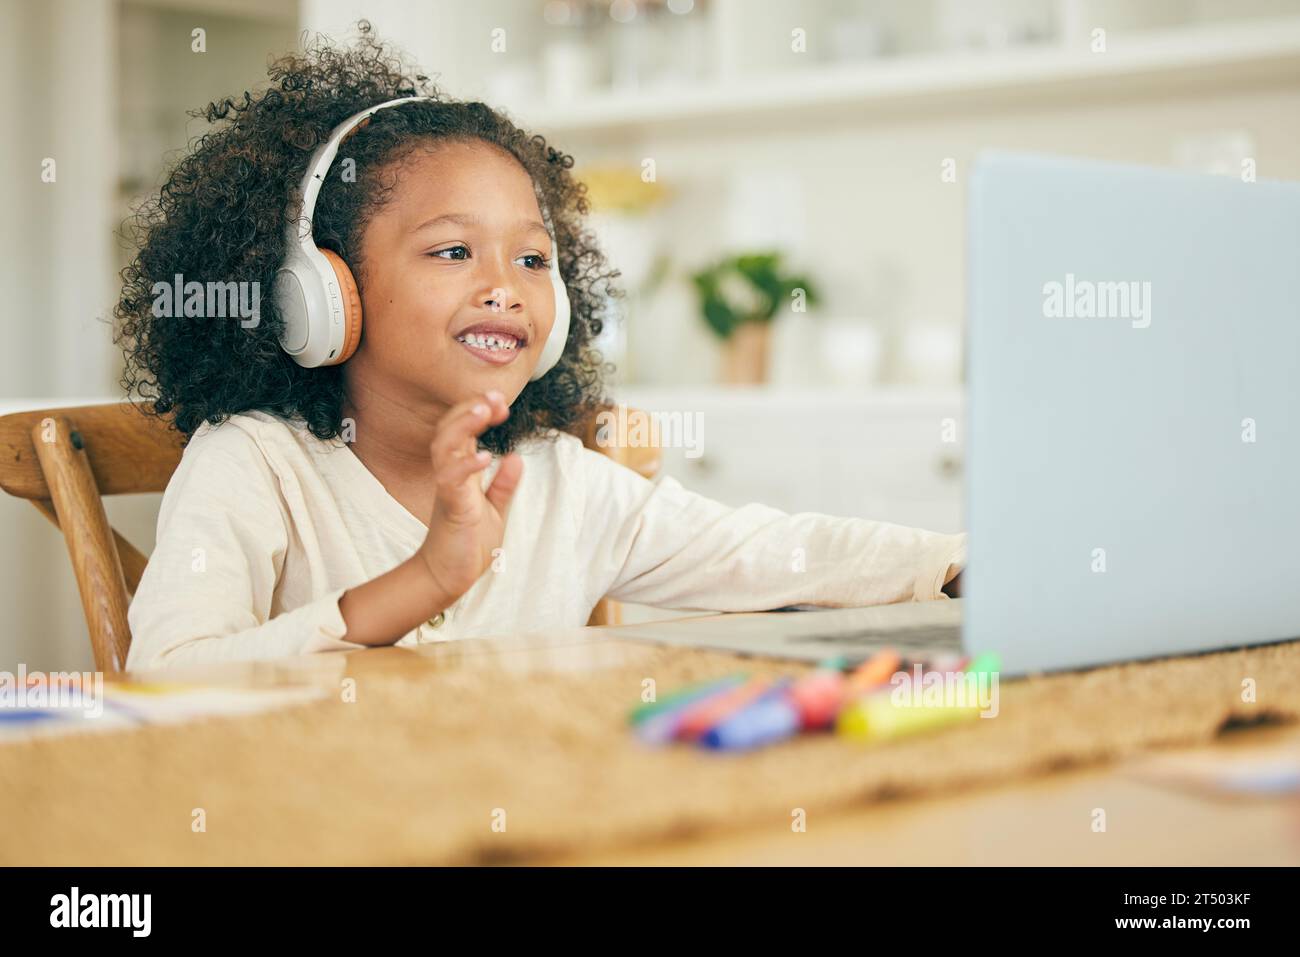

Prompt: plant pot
xmin=720 ymin=322 xmax=771 ymax=385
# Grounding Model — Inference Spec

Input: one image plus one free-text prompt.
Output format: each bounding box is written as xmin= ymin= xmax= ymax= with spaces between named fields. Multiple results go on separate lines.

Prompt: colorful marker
xmin=836 ymin=690 xmax=981 ymax=743
xmin=635 ymin=675 xmax=767 ymax=746
xmin=628 ymin=673 xmax=747 ymax=726
xmin=0 ymin=710 xmax=61 ymax=723
xmin=634 ymin=677 xmax=744 ymax=745
xmin=674 ymin=676 xmax=776 ymax=742
xmin=845 ymin=648 xmax=902 ymax=696
xmin=700 ymin=680 xmax=799 ymax=751
xmin=787 ymin=668 xmax=847 ymax=730
xmin=962 ymin=651 xmax=1001 ymax=678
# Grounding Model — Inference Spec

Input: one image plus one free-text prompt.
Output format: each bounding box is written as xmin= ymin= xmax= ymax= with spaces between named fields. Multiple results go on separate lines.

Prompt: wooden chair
xmin=579 ymin=405 xmax=661 ymax=626
xmin=0 ymin=401 xmax=660 ymax=672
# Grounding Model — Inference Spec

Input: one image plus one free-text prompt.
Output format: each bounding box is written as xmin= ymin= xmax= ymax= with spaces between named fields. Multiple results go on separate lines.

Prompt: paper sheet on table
xmin=0 ymin=682 xmax=326 ymax=744
xmin=1127 ymin=745 xmax=1300 ymax=798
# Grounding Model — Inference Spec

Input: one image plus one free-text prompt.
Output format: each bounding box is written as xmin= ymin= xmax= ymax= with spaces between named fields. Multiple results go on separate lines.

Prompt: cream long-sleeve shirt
xmin=124 ymin=410 xmax=966 ymax=670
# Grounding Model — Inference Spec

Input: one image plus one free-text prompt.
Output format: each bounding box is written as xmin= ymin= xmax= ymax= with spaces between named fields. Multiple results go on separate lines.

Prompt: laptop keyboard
xmin=786 ymin=624 xmax=962 ymax=652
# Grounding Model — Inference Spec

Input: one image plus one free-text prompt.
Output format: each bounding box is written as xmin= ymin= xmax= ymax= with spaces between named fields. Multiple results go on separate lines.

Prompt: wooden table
xmin=94 ymin=613 xmax=1300 ymax=867
xmin=550 ymin=725 xmax=1300 ymax=866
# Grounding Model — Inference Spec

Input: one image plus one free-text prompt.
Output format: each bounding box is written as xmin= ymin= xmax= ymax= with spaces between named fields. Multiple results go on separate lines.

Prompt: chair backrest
xmin=0 ymin=403 xmax=184 ymax=671
xmin=0 ymin=401 xmax=660 ymax=670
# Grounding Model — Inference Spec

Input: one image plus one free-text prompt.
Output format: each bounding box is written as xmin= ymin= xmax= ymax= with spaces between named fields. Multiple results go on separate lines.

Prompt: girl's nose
xmin=481 ymin=284 xmax=523 ymax=314
xmin=477 ymin=253 xmax=524 ymax=313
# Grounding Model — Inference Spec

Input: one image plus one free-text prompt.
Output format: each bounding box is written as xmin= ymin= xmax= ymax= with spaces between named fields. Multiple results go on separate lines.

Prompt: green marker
xmin=627 ymin=673 xmax=748 ymax=725
xmin=962 ymin=651 xmax=1001 ymax=678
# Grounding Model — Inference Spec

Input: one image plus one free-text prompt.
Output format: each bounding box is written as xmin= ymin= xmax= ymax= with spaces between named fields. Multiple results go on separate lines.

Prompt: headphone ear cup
xmin=318 ymin=248 xmax=363 ymax=364
xmin=529 ymin=258 xmax=572 ymax=382
xmin=553 ymin=270 xmax=571 ymax=333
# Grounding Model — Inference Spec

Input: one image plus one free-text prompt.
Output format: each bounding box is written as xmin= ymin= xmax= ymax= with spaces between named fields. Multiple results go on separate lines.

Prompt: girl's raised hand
xmin=415 ymin=389 xmax=524 ymax=604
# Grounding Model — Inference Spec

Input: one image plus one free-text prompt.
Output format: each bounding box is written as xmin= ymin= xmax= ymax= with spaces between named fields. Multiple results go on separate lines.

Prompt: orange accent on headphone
xmin=313 ymin=118 xmax=369 ymax=365
xmin=319 ymin=248 xmax=363 ymax=365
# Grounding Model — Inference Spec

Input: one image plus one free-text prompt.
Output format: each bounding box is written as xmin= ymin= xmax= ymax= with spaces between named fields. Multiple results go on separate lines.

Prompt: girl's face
xmin=345 ymin=140 xmax=557 ymax=411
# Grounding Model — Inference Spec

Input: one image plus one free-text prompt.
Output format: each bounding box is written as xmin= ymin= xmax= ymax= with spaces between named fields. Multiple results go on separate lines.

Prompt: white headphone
xmin=272 ymin=95 xmax=571 ymax=381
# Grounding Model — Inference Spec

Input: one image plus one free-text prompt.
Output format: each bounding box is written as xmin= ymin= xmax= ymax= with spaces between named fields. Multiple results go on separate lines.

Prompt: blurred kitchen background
xmin=3 ymin=0 xmax=1299 ymax=669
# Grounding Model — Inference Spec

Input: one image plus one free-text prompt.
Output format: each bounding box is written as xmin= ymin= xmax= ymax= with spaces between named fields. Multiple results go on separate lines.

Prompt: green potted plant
xmin=690 ymin=251 xmax=820 ymax=384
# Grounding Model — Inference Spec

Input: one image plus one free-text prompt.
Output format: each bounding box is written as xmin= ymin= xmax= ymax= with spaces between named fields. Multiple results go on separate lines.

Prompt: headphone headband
xmin=289 ymin=96 xmax=435 ymax=248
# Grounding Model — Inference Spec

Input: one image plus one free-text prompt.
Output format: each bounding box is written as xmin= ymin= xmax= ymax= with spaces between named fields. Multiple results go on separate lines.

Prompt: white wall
xmin=299 ymin=0 xmax=511 ymax=101
xmin=611 ymin=83 xmax=1300 ymax=387
xmin=0 ymin=0 xmax=120 ymax=672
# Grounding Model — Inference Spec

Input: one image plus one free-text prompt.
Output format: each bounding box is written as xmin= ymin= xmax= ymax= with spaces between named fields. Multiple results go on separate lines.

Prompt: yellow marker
xmin=107 ymin=682 xmax=195 ymax=695
xmin=836 ymin=690 xmax=981 ymax=743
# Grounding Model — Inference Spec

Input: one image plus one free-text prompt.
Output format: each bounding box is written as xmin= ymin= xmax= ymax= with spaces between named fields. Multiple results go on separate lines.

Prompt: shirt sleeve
xmin=574 ymin=441 xmax=966 ymax=613
xmin=125 ymin=426 xmax=369 ymax=671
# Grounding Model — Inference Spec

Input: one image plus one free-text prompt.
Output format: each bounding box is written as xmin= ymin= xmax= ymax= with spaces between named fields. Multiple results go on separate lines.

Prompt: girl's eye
xmin=428 ymin=246 xmax=550 ymax=270
xmin=430 ymin=245 xmax=469 ymax=261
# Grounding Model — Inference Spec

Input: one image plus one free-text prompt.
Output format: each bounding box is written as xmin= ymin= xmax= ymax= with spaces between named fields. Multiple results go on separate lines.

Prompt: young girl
xmin=117 ymin=29 xmax=965 ymax=671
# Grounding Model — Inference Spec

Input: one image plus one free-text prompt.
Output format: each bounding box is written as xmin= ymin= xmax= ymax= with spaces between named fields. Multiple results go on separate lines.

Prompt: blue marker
xmin=0 ymin=710 xmax=60 ymax=723
xmin=699 ymin=680 xmax=799 ymax=751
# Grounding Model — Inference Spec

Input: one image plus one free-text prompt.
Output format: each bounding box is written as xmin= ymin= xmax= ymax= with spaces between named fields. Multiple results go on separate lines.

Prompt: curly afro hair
xmin=115 ymin=21 xmax=620 ymax=455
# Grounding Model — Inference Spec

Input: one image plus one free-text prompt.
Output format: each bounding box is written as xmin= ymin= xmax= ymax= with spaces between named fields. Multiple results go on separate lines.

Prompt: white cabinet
xmin=611 ymin=388 xmax=965 ymax=534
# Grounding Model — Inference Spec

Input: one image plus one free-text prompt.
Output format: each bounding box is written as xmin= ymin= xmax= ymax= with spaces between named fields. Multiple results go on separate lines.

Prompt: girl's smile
xmin=455 ymin=332 xmax=523 ymax=365
xmin=454 ymin=317 xmax=529 ymax=365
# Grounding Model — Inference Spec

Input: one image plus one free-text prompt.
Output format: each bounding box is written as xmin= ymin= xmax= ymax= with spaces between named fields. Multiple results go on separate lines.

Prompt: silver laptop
xmin=614 ymin=152 xmax=1300 ymax=677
